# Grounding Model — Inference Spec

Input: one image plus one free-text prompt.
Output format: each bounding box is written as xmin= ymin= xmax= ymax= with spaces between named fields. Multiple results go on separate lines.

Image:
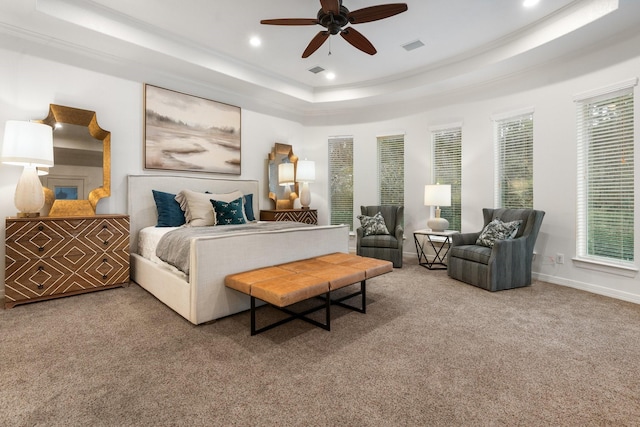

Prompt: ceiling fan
xmin=260 ymin=0 xmax=408 ymax=58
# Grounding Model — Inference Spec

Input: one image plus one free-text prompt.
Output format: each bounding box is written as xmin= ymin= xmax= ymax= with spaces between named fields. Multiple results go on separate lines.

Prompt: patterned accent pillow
xmin=357 ymin=212 xmax=390 ymax=237
xmin=476 ymin=218 xmax=523 ymax=248
xmin=152 ymin=190 xmax=185 ymax=227
xmin=211 ymin=197 xmax=247 ymax=225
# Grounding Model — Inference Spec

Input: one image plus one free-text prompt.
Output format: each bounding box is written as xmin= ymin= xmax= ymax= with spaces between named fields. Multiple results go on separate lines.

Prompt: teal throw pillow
xmin=152 ymin=190 xmax=186 ymax=227
xmin=243 ymin=193 xmax=256 ymax=221
xmin=211 ymin=197 xmax=247 ymax=225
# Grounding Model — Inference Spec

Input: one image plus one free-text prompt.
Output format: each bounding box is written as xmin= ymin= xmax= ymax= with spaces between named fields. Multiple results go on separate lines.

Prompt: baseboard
xmin=533 ymin=272 xmax=640 ymax=304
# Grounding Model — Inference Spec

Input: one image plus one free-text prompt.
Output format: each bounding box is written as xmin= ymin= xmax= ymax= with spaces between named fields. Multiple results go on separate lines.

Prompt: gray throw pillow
xmin=476 ymin=218 xmax=522 ymax=248
xmin=358 ymin=212 xmax=390 ymax=237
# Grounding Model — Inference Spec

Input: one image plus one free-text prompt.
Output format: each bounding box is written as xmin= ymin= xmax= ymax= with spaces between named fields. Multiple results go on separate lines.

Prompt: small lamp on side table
xmin=424 ymin=184 xmax=451 ymax=232
xmin=1 ymin=121 xmax=54 ymax=217
xmin=296 ymin=159 xmax=315 ymax=209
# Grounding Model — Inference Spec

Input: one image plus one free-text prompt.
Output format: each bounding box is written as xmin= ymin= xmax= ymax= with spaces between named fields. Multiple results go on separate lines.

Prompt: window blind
xmin=377 ymin=135 xmax=404 ymax=205
xmin=433 ymin=127 xmax=462 ymax=232
xmin=494 ymin=112 xmax=534 ymax=208
xmin=576 ymin=88 xmax=634 ymax=262
xmin=328 ymin=137 xmax=354 ymax=230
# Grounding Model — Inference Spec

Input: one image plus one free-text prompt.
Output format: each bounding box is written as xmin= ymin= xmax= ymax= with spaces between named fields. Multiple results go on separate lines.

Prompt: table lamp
xmin=296 ymin=159 xmax=315 ymax=209
xmin=424 ymin=184 xmax=451 ymax=232
xmin=2 ymin=121 xmax=54 ymax=217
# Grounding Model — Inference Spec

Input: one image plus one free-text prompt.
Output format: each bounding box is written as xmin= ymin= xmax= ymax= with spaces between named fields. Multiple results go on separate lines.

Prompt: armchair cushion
xmin=357 ymin=212 xmax=390 ymax=236
xmin=476 ymin=218 xmax=522 ymax=248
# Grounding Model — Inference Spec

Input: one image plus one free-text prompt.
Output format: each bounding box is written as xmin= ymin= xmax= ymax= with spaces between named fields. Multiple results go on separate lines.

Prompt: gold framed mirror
xmin=37 ymin=104 xmax=110 ymax=216
xmin=267 ymin=143 xmax=298 ymax=209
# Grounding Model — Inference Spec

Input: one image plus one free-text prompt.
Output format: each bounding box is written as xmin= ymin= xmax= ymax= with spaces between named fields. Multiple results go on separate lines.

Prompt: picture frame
xmin=144 ymin=84 xmax=241 ymax=175
xmin=41 ymin=176 xmax=86 ymax=200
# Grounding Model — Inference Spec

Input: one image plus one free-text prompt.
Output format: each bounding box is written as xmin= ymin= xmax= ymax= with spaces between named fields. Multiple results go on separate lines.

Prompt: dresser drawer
xmin=5 ymin=262 xmax=67 ymax=301
xmin=81 ymin=251 xmax=130 ymax=286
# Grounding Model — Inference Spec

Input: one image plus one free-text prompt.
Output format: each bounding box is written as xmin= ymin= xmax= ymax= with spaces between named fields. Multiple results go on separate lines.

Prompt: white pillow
xmin=175 ymin=189 xmax=244 ymax=227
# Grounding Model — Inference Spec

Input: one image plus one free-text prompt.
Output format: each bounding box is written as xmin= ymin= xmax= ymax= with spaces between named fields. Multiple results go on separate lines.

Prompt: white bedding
xmin=137 ymin=226 xmax=186 ymax=279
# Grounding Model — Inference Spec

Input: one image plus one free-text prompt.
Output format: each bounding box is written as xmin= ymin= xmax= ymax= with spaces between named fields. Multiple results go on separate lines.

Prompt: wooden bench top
xmin=225 ymin=253 xmax=392 ymax=308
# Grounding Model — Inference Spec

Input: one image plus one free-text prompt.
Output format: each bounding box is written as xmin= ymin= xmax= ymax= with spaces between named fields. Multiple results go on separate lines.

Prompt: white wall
xmin=1 ymin=33 xmax=640 ymax=305
xmin=306 ymin=49 xmax=640 ymax=304
xmin=0 ymin=48 xmax=304 ymax=298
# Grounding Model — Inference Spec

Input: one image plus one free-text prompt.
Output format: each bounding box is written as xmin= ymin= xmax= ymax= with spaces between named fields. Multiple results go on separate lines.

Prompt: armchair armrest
xmin=451 ymin=232 xmax=481 ymax=247
xmin=394 ymin=224 xmax=404 ymax=242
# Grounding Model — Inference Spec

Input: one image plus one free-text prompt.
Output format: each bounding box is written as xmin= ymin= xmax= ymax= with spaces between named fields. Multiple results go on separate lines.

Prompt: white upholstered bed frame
xmin=127 ymin=174 xmax=349 ymax=325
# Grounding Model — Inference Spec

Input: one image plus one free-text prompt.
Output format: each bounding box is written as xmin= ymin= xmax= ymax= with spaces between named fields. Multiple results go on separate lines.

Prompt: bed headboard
xmin=127 ymin=174 xmax=260 ymax=251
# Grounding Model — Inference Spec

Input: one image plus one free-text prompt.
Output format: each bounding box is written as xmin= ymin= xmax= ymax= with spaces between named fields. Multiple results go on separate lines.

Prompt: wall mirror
xmin=37 ymin=104 xmax=110 ymax=216
xmin=267 ymin=143 xmax=298 ymax=209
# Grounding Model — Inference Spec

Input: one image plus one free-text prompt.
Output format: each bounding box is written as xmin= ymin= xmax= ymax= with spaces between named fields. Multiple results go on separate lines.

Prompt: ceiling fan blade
xmin=302 ymin=31 xmax=330 ymax=58
xmin=320 ymin=0 xmax=340 ymax=15
xmin=348 ymin=3 xmax=408 ymax=24
xmin=340 ymin=27 xmax=377 ymax=55
xmin=260 ymin=18 xmax=318 ymax=26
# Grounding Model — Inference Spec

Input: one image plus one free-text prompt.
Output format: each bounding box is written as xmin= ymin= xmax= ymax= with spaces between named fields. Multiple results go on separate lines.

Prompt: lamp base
xmin=299 ymin=181 xmax=311 ymax=209
xmin=427 ymin=217 xmax=449 ymax=233
xmin=16 ymin=212 xmax=41 ymax=218
xmin=14 ymin=165 xmax=45 ymax=217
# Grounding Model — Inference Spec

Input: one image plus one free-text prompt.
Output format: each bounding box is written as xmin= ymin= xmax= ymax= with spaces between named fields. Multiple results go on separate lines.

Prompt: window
xmin=576 ymin=79 xmax=636 ymax=265
xmin=432 ymin=125 xmax=462 ymax=232
xmin=328 ymin=136 xmax=354 ymax=231
xmin=493 ymin=109 xmax=534 ymax=208
xmin=377 ymin=134 xmax=404 ymax=205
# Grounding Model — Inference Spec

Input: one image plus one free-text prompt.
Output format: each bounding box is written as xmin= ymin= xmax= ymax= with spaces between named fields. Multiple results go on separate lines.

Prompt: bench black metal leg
xmin=250 ymin=292 xmax=331 ymax=335
xmin=331 ymin=280 xmax=367 ymax=313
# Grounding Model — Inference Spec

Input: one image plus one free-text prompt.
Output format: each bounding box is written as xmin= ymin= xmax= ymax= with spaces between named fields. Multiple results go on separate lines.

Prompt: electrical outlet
xmin=556 ymin=253 xmax=565 ymax=264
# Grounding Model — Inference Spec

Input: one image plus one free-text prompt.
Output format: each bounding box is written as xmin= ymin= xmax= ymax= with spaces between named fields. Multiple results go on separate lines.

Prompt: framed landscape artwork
xmin=144 ymin=84 xmax=241 ymax=174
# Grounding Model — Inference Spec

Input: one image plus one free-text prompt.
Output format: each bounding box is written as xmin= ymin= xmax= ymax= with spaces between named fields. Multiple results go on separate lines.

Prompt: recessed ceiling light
xmin=326 ymin=72 xmax=336 ymax=80
xmin=523 ymin=0 xmax=540 ymax=7
xmin=249 ymin=36 xmax=261 ymax=47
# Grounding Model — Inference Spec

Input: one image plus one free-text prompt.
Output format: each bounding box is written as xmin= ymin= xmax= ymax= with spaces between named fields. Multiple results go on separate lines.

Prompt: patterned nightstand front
xmin=4 ymin=214 xmax=130 ymax=308
xmin=260 ymin=209 xmax=318 ymax=225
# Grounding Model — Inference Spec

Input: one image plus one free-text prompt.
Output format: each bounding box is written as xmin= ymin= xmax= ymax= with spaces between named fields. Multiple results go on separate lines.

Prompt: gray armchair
xmin=447 ymin=208 xmax=545 ymax=291
xmin=357 ymin=205 xmax=404 ymax=268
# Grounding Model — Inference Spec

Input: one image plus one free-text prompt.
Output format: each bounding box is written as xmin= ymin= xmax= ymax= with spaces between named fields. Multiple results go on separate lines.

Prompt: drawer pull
xmin=102 ymin=274 xmax=108 ymax=279
xmin=38 ymin=266 xmax=44 ymax=271
xmin=38 ymin=226 xmax=44 ymax=231
xmin=37 ymin=284 xmax=44 ymax=290
xmin=103 ymin=258 xmax=108 ymax=263
xmin=102 ymin=225 xmax=108 ymax=229
xmin=38 ymin=247 xmax=44 ymax=252
xmin=103 ymin=241 xmax=109 ymax=245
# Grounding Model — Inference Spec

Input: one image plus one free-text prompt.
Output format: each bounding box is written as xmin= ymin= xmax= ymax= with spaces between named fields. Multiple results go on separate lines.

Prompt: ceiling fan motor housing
xmin=317 ymin=6 xmax=350 ymax=34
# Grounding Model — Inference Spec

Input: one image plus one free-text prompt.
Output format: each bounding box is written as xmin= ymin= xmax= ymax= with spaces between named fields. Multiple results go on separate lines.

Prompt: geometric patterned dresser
xmin=259 ymin=209 xmax=318 ymax=225
xmin=4 ymin=214 xmax=130 ymax=309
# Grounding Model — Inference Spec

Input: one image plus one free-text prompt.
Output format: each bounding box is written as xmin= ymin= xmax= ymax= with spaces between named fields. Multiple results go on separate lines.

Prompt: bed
xmin=127 ymin=174 xmax=350 ymax=325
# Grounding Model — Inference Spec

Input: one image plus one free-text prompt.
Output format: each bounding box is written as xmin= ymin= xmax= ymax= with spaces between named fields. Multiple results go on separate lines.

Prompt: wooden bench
xmin=225 ymin=253 xmax=393 ymax=335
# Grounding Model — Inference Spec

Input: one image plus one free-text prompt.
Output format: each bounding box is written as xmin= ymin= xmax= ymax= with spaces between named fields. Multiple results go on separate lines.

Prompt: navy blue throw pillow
xmin=152 ymin=190 xmax=186 ymax=227
xmin=243 ymin=193 xmax=256 ymax=221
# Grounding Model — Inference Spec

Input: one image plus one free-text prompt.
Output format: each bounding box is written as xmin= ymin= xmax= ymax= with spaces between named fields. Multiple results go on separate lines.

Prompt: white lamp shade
xmin=278 ymin=162 xmax=295 ymax=186
xmin=296 ymin=160 xmax=315 ymax=183
xmin=424 ymin=184 xmax=451 ymax=207
xmin=2 ymin=121 xmax=54 ymax=167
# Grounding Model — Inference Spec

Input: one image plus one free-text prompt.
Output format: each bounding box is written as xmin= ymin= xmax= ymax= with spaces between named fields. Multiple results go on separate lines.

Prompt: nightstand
xmin=413 ymin=229 xmax=458 ymax=270
xmin=260 ymin=209 xmax=318 ymax=225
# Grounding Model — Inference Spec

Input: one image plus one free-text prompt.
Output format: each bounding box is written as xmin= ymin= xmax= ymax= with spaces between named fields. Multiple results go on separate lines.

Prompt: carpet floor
xmin=1 ymin=259 xmax=639 ymax=426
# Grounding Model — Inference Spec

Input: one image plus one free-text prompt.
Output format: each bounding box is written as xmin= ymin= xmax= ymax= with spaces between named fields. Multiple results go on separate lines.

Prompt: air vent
xmin=402 ymin=40 xmax=425 ymax=52
xmin=308 ymin=66 xmax=325 ymax=74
